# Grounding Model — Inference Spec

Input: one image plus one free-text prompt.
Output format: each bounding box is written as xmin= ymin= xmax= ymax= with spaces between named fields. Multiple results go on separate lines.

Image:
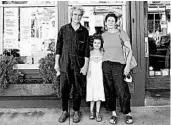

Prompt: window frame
xmin=0 ymin=2 xmax=58 ymax=69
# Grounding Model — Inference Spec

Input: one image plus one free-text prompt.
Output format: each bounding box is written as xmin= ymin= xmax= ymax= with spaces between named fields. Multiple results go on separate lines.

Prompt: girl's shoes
xmin=109 ymin=116 xmax=117 ymax=124
xmin=89 ymin=112 xmax=95 ymax=120
xmin=96 ymin=112 xmax=102 ymax=122
xmin=89 ymin=112 xmax=102 ymax=122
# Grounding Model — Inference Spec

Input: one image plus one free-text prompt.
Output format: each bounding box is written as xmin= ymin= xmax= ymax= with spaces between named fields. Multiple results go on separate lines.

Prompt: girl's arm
xmin=87 ymin=51 xmax=92 ymax=77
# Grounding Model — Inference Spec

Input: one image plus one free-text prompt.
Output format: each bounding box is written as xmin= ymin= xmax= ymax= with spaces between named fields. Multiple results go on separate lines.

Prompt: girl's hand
xmin=87 ymin=71 xmax=91 ymax=77
xmin=124 ymin=65 xmax=130 ymax=76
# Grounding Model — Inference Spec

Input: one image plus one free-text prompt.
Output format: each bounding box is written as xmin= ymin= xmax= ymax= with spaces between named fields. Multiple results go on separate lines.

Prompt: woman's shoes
xmin=109 ymin=116 xmax=117 ymax=124
xmin=89 ymin=112 xmax=133 ymax=124
xmin=125 ymin=115 xmax=133 ymax=124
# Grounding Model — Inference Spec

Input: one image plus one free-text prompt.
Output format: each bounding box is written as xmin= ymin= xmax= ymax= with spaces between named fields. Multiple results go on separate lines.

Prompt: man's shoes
xmin=58 ymin=111 xmax=69 ymax=123
xmin=73 ymin=111 xmax=81 ymax=123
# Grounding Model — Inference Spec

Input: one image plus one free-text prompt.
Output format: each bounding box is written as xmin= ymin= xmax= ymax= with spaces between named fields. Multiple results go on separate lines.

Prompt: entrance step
xmin=145 ymin=89 xmax=170 ymax=106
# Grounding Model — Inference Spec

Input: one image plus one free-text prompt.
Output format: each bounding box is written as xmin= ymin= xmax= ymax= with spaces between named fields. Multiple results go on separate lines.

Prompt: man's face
xmin=71 ymin=9 xmax=82 ymax=24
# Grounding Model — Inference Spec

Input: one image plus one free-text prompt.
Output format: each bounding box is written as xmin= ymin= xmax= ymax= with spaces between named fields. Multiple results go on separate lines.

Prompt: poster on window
xmin=20 ymin=8 xmax=32 ymax=56
xmin=20 ymin=8 xmax=31 ymax=40
xmin=4 ymin=8 xmax=19 ymax=49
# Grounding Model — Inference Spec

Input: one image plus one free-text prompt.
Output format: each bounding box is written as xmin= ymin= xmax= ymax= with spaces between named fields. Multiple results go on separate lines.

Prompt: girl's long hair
xmin=90 ymin=34 xmax=104 ymax=52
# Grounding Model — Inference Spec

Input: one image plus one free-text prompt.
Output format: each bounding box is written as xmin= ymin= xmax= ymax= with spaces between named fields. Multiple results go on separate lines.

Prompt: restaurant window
xmin=0 ymin=1 xmax=58 ymax=97
xmin=148 ymin=2 xmax=170 ymax=77
xmin=2 ymin=1 xmax=57 ymax=68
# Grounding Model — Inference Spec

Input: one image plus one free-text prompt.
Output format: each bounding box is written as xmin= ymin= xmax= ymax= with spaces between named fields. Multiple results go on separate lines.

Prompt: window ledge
xmin=16 ymin=64 xmax=39 ymax=69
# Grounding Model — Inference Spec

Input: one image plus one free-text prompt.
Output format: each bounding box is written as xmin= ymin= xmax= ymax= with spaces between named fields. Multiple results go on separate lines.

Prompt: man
xmin=54 ymin=6 xmax=90 ymax=123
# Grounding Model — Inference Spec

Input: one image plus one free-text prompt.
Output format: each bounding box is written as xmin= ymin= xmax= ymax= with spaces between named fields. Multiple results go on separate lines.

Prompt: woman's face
xmin=105 ymin=17 xmax=116 ymax=29
xmin=93 ymin=39 xmax=101 ymax=50
xmin=71 ymin=9 xmax=82 ymax=24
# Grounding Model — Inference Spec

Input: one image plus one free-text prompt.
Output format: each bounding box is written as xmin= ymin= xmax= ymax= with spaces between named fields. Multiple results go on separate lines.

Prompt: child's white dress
xmin=86 ymin=54 xmax=105 ymax=102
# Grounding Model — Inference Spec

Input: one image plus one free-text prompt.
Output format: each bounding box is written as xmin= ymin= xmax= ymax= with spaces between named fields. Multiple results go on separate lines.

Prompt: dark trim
xmin=131 ymin=98 xmax=145 ymax=106
xmin=0 ymin=98 xmax=144 ymax=108
xmin=146 ymin=77 xmax=170 ymax=89
xmin=0 ymin=96 xmax=60 ymax=100
xmin=0 ymin=100 xmax=61 ymax=108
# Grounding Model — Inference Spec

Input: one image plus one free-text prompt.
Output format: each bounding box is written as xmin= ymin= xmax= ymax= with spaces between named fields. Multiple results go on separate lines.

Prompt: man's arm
xmin=54 ymin=54 xmax=60 ymax=76
xmin=80 ymin=30 xmax=90 ymax=75
xmin=54 ymin=27 xmax=63 ymax=75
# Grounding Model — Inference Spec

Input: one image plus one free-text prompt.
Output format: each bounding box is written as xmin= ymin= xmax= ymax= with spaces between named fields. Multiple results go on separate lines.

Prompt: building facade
xmin=0 ymin=1 xmax=170 ymax=107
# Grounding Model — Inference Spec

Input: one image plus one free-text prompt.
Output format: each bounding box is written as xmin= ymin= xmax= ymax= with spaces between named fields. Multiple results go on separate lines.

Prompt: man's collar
xmin=69 ymin=23 xmax=83 ymax=31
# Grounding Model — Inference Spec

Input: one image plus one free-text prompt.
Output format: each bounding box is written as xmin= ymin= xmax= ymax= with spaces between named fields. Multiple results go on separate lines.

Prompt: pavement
xmin=0 ymin=106 xmax=170 ymax=125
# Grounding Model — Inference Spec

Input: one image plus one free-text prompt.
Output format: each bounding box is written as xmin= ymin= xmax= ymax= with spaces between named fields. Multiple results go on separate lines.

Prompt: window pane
xmin=2 ymin=7 xmax=57 ymax=97
xmin=148 ymin=5 xmax=170 ymax=77
xmin=148 ymin=14 xmax=154 ymax=20
xmin=3 ymin=7 xmax=57 ymax=64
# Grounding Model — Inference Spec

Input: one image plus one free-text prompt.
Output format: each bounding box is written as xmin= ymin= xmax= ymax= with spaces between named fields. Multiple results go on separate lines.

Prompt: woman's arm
xmin=123 ymin=41 xmax=132 ymax=75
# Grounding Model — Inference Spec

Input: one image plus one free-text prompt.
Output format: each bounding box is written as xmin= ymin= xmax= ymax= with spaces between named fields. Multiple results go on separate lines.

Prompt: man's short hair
xmin=70 ymin=5 xmax=85 ymax=17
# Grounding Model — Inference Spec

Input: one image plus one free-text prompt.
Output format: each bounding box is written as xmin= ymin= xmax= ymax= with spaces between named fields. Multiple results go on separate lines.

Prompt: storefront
xmin=0 ymin=1 xmax=59 ymax=106
xmin=145 ymin=1 xmax=170 ymax=105
xmin=0 ymin=1 xmax=170 ymax=107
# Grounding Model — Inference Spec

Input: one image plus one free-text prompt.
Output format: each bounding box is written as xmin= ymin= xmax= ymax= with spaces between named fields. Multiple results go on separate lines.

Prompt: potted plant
xmin=38 ymin=52 xmax=60 ymax=97
xmin=0 ymin=55 xmax=22 ymax=92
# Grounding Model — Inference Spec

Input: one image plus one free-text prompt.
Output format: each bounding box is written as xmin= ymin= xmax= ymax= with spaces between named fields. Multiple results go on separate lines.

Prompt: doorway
xmin=145 ymin=1 xmax=170 ymax=106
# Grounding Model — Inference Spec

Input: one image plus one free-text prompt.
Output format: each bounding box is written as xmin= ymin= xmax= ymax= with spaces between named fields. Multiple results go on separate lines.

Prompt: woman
xmin=102 ymin=13 xmax=134 ymax=124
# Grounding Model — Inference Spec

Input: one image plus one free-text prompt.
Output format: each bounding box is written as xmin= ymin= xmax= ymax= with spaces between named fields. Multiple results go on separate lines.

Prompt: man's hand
xmin=80 ymin=65 xmax=88 ymax=75
xmin=80 ymin=57 xmax=89 ymax=75
xmin=54 ymin=63 xmax=60 ymax=76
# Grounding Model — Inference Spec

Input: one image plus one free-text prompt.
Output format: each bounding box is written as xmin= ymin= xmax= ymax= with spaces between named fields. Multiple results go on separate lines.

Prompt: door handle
xmin=145 ymin=37 xmax=149 ymax=57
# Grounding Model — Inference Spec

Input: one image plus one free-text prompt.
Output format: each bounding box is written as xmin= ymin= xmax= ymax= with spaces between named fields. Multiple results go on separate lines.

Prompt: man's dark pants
xmin=60 ymin=70 xmax=84 ymax=112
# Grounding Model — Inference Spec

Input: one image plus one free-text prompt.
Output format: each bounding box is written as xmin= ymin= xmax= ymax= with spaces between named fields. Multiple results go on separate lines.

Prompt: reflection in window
xmin=148 ymin=3 xmax=170 ymax=76
xmin=3 ymin=7 xmax=57 ymax=64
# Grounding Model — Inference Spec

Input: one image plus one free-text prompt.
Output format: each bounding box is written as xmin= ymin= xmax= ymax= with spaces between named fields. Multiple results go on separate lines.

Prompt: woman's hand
xmin=124 ymin=65 xmax=130 ymax=76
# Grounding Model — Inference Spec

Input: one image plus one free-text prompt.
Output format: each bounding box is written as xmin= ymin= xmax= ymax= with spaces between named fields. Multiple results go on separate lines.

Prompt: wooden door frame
xmin=128 ymin=1 xmax=146 ymax=106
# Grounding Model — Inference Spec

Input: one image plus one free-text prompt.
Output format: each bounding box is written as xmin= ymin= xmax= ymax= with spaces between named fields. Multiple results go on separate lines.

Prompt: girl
xmin=102 ymin=13 xmax=134 ymax=124
xmin=86 ymin=35 xmax=105 ymax=122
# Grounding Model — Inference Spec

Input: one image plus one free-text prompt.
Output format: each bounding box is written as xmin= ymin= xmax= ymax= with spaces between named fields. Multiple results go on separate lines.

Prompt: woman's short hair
xmin=104 ymin=13 xmax=118 ymax=23
xmin=70 ymin=5 xmax=85 ymax=17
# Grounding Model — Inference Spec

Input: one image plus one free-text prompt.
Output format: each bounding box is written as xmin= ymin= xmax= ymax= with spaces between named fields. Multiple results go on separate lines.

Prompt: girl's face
xmin=105 ymin=17 xmax=116 ymax=29
xmin=93 ymin=39 xmax=101 ymax=50
xmin=71 ymin=9 xmax=82 ymax=24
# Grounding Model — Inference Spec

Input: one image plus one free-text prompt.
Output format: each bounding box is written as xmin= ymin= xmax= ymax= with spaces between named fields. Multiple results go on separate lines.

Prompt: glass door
xmin=146 ymin=1 xmax=170 ymax=105
xmin=68 ymin=1 xmax=126 ymax=44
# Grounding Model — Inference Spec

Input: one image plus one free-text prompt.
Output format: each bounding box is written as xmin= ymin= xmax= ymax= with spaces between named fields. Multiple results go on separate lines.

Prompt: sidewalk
xmin=0 ymin=106 xmax=170 ymax=125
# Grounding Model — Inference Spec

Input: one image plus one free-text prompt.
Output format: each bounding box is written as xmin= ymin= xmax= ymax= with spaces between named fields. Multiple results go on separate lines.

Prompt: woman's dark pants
xmin=102 ymin=61 xmax=131 ymax=114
